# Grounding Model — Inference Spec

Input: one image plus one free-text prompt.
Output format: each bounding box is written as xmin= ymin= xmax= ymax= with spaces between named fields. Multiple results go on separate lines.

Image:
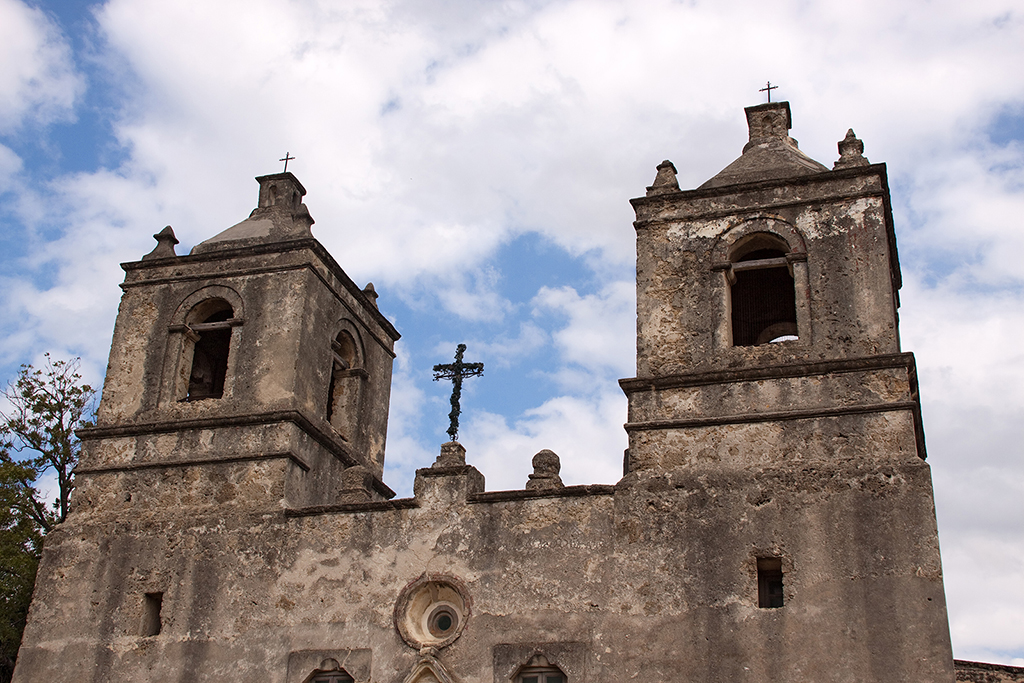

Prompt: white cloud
xmin=532 ymin=280 xmax=636 ymax=380
xmin=461 ymin=389 xmax=627 ymax=492
xmin=382 ymin=341 xmax=436 ymax=497
xmin=899 ymin=273 xmax=1024 ymax=661
xmin=0 ymin=0 xmax=82 ymax=133
xmin=461 ymin=321 xmax=549 ymax=369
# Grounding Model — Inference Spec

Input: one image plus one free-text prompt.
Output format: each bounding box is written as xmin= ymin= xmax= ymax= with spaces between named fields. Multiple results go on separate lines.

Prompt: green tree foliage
xmin=0 ymin=356 xmax=95 ymax=682
xmin=0 ymin=460 xmax=43 ymax=682
xmin=1 ymin=355 xmax=95 ymax=532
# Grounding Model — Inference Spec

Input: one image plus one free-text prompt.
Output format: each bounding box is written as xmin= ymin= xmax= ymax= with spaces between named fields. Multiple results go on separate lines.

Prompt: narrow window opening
xmin=310 ymin=673 xmax=354 ymax=683
xmin=187 ymin=307 xmax=233 ymax=400
xmin=327 ymin=330 xmax=363 ymax=439
xmin=309 ymin=659 xmax=354 ymax=683
xmin=730 ymin=246 xmax=798 ymax=346
xmin=516 ymin=655 xmax=566 ymax=683
xmin=142 ymin=592 xmax=163 ymax=636
xmin=757 ymin=557 xmax=784 ymax=608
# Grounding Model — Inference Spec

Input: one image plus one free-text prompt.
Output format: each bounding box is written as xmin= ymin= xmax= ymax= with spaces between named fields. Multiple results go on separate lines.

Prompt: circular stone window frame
xmin=393 ymin=573 xmax=471 ymax=650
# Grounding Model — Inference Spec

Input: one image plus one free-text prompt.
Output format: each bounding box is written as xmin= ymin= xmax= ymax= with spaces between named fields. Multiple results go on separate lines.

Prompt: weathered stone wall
xmin=15 ymin=451 xmax=954 ymax=683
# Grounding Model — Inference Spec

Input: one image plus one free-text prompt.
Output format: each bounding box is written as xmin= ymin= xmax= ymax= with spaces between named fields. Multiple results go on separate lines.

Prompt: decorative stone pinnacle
xmin=646 ymin=160 xmax=680 ymax=196
xmin=745 ymin=101 xmax=792 ymax=142
xmin=434 ymin=441 xmax=467 ymax=468
xmin=142 ymin=225 xmax=179 ymax=260
xmin=833 ymin=128 xmax=870 ymax=169
xmin=363 ymin=282 xmax=379 ymax=308
xmin=526 ymin=449 xmax=564 ymax=490
xmin=338 ymin=465 xmax=374 ymax=503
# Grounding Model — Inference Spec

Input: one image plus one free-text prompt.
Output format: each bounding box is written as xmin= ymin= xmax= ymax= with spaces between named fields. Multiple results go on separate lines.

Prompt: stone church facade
xmin=12 ymin=102 xmax=992 ymax=682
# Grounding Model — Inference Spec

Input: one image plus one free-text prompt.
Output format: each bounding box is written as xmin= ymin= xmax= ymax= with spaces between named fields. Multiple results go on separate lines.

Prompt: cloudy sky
xmin=1 ymin=0 xmax=1022 ymax=666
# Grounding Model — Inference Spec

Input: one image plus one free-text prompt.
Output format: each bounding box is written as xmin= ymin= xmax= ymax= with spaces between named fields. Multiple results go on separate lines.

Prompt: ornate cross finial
xmin=759 ymin=81 xmax=779 ymax=102
xmin=279 ymin=152 xmax=295 ymax=172
xmin=432 ymin=344 xmax=484 ymax=442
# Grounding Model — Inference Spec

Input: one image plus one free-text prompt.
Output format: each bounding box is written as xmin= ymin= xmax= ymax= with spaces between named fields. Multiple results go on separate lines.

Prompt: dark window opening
xmin=143 ymin=592 xmax=163 ymax=636
xmin=310 ymin=674 xmax=354 ymax=683
xmin=326 ymin=331 xmax=357 ymax=421
xmin=309 ymin=660 xmax=354 ymax=683
xmin=731 ymin=248 xmax=797 ymax=346
xmin=187 ymin=307 xmax=233 ymax=400
xmin=427 ymin=605 xmax=458 ymax=637
xmin=327 ymin=331 xmax=364 ymax=439
xmin=516 ymin=655 xmax=566 ymax=683
xmin=757 ymin=557 xmax=784 ymax=608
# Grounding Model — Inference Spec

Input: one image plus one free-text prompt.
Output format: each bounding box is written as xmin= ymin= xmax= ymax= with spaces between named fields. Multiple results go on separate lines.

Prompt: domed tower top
xmin=699 ymin=101 xmax=828 ymax=189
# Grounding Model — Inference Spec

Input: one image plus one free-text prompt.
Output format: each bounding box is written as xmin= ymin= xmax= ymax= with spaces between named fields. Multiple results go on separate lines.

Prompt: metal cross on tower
xmin=433 ymin=343 xmax=484 ymax=442
xmin=759 ymin=81 xmax=779 ymax=102
xmin=279 ymin=152 xmax=295 ymax=172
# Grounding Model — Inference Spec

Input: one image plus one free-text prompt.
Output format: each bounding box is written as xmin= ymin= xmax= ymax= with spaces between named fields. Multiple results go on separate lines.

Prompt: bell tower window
xmin=187 ymin=304 xmax=234 ymax=400
xmin=327 ymin=328 xmax=367 ymax=439
xmin=729 ymin=235 xmax=798 ymax=346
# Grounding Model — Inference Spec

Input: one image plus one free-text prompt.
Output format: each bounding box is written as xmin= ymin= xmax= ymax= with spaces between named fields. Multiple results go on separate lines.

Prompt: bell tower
xmin=75 ymin=171 xmax=400 ymax=510
xmin=620 ymin=102 xmax=956 ymax=681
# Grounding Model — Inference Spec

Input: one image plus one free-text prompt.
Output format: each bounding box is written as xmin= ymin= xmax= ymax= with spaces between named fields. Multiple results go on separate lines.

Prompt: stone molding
xmin=76 ymin=409 xmax=396 ymax=498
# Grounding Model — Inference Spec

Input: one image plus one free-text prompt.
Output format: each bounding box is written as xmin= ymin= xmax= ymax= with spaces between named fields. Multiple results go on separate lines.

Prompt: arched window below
xmin=311 ymin=673 xmax=354 ymax=683
xmin=515 ymin=655 xmax=566 ymax=683
xmin=187 ymin=304 xmax=234 ymax=400
xmin=327 ymin=330 xmax=366 ymax=439
xmin=306 ymin=659 xmax=354 ymax=683
xmin=729 ymin=236 xmax=798 ymax=346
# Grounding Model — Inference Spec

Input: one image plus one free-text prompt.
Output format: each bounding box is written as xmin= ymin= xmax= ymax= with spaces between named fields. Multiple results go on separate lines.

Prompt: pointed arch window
xmin=728 ymin=234 xmax=798 ymax=346
xmin=187 ymin=302 xmax=235 ymax=400
xmin=306 ymin=659 xmax=354 ymax=683
xmin=515 ymin=655 xmax=566 ymax=683
xmin=310 ymin=673 xmax=354 ymax=683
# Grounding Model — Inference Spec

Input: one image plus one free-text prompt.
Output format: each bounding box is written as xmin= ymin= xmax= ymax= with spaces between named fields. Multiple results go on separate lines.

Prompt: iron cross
xmin=433 ymin=343 xmax=484 ymax=442
xmin=759 ymin=81 xmax=779 ymax=102
xmin=279 ymin=152 xmax=295 ymax=172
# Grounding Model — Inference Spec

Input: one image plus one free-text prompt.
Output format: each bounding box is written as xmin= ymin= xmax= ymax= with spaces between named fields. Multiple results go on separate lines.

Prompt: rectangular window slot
xmin=757 ymin=558 xmax=784 ymax=608
xmin=143 ymin=592 xmax=163 ymax=636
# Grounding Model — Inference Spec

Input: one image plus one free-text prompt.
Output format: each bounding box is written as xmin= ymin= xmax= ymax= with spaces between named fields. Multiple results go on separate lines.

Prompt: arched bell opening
xmin=186 ymin=299 xmax=235 ymax=400
xmin=728 ymin=233 xmax=798 ymax=347
xmin=327 ymin=327 xmax=366 ymax=440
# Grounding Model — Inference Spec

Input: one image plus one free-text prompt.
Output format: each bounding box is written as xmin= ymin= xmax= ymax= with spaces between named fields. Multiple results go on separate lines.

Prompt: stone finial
xmin=434 ymin=441 xmax=467 ymax=468
xmin=338 ymin=465 xmax=374 ymax=503
xmin=363 ymin=282 xmax=380 ymax=308
xmin=833 ymin=128 xmax=870 ymax=169
xmin=256 ymin=172 xmax=306 ymax=210
xmin=744 ymin=101 xmax=793 ymax=147
xmin=526 ymin=449 xmax=564 ymax=490
xmin=142 ymin=226 xmax=179 ymax=261
xmin=646 ymin=160 xmax=680 ymax=197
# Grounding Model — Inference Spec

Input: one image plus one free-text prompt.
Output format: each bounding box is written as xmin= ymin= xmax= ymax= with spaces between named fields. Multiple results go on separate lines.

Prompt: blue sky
xmin=1 ymin=0 xmax=1023 ymax=665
